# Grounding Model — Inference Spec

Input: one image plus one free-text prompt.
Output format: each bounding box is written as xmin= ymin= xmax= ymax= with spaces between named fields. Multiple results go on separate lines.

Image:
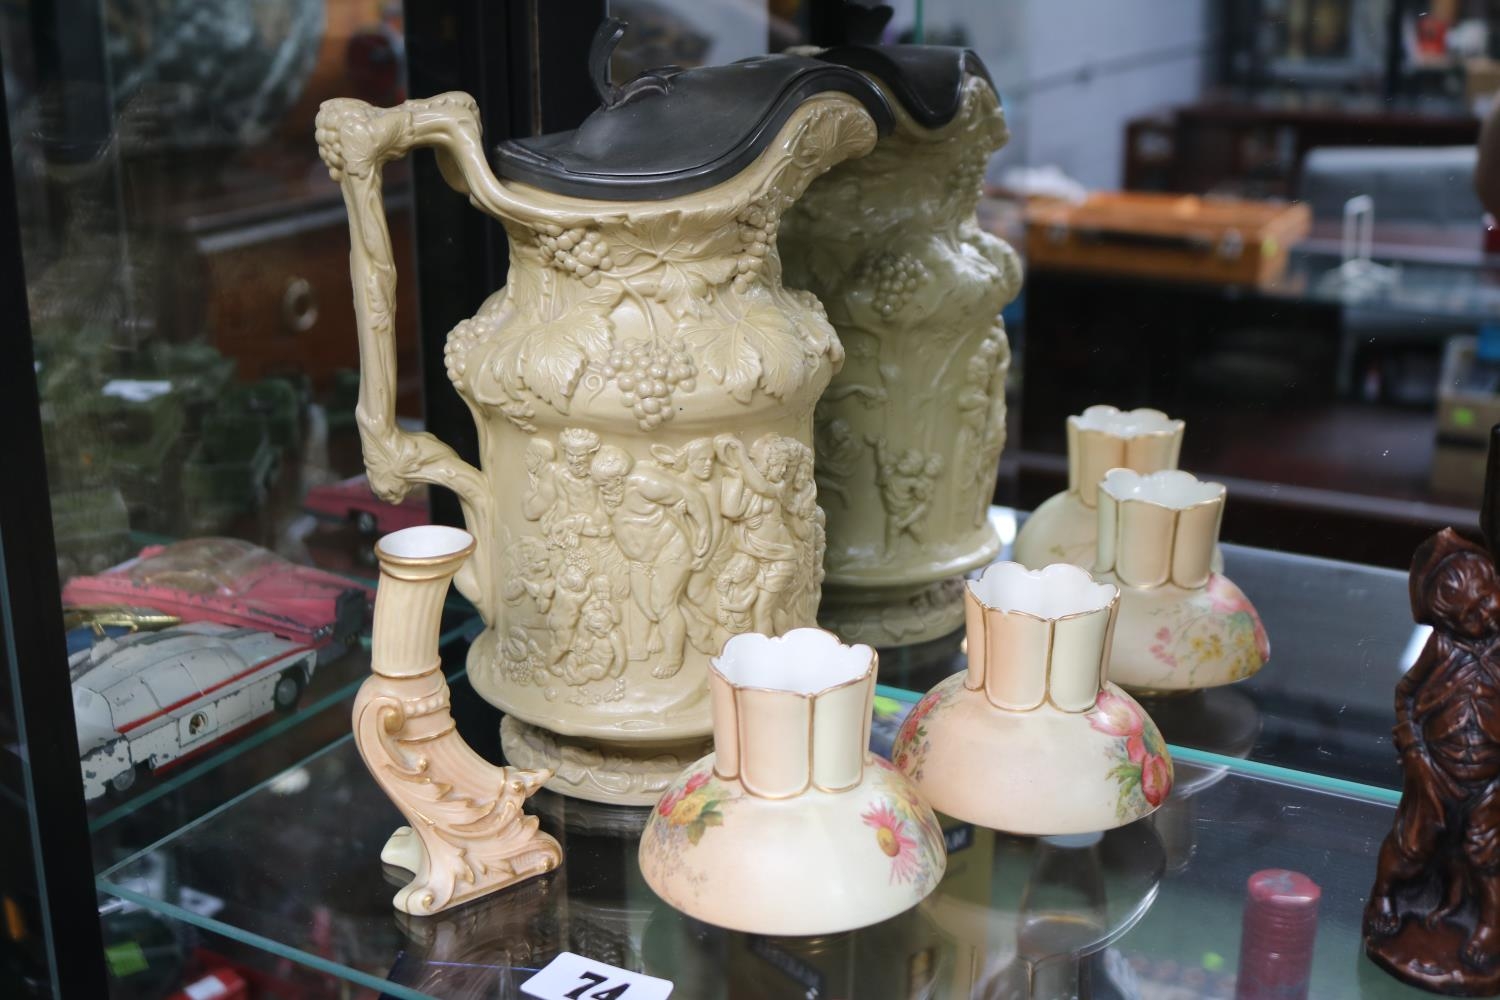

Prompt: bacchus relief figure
xmin=590 ymin=446 xmax=712 ymax=679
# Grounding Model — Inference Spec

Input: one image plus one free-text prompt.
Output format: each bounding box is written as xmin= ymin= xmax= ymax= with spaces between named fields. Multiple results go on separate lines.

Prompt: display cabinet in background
xmin=4 ymin=1 xmax=1499 ymax=998
xmin=0 ymin=1 xmax=604 ymax=995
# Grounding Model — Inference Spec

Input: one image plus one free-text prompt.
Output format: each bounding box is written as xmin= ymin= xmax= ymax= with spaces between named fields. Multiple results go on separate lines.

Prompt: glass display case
xmin=85 ymin=520 xmax=1435 ymax=999
xmin=4 ymin=2 xmax=1499 ymax=999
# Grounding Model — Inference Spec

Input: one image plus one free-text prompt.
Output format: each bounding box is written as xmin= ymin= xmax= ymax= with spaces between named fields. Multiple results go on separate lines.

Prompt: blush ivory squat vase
xmin=780 ymin=45 xmax=1022 ymax=648
xmin=316 ymin=29 xmax=894 ymax=804
xmin=354 ymin=526 xmax=561 ymax=915
xmin=1095 ymin=470 xmax=1269 ymax=693
xmin=639 ymin=628 xmax=945 ymax=934
xmin=892 ymin=562 xmax=1172 ymax=835
xmin=1014 ymin=405 xmax=1192 ymax=571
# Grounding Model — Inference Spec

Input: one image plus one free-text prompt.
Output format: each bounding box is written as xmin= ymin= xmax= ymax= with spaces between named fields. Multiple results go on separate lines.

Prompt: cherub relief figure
xmin=590 ymin=446 xmax=712 ymax=679
xmin=717 ymin=433 xmax=808 ymax=636
xmin=786 ymin=441 xmax=825 ymax=612
xmin=813 ymin=414 xmax=860 ymax=508
xmin=868 ymin=434 xmax=943 ymax=553
xmin=500 ymin=537 xmax=554 ymax=613
xmin=543 ymin=554 xmax=594 ymax=669
xmin=715 ymin=552 xmax=758 ymax=634
xmin=558 ymin=589 xmax=626 ymax=686
xmin=1365 ymin=528 xmax=1500 ymax=993
xmin=956 ymin=335 xmax=1007 ymax=527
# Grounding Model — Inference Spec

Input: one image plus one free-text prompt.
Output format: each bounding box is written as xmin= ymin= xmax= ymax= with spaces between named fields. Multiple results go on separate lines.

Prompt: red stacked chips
xmin=1235 ymin=868 xmax=1322 ymax=1000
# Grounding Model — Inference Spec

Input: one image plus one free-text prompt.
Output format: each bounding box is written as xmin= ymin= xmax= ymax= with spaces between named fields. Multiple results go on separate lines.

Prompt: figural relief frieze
xmin=499 ymin=429 xmax=823 ymax=704
xmin=781 ymin=71 xmax=1022 ymax=647
xmin=316 ymin=86 xmax=881 ymax=802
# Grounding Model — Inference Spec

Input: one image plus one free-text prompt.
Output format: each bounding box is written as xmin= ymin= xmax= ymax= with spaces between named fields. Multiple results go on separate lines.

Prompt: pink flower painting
xmin=1089 ymin=689 xmax=1173 ymax=818
xmin=891 ymin=676 xmax=962 ymax=782
xmin=862 ymin=799 xmax=922 ymax=884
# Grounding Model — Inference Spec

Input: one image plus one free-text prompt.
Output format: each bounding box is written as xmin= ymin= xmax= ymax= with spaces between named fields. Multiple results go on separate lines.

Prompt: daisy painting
xmin=862 ymin=799 xmax=923 ymax=884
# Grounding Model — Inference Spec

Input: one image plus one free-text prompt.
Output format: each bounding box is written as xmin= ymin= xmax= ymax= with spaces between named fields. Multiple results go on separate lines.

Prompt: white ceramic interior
xmin=968 ymin=562 xmax=1115 ymax=619
xmin=713 ymin=628 xmax=873 ymax=694
xmin=1072 ymin=404 xmax=1180 ymax=437
xmin=1100 ymin=468 xmax=1223 ymax=509
xmin=378 ymin=524 xmax=475 ymax=560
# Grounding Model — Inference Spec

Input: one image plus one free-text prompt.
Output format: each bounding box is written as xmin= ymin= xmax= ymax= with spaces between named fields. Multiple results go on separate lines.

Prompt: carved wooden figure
xmin=1366 ymin=425 xmax=1500 ymax=993
xmin=318 ymin=24 xmax=893 ymax=803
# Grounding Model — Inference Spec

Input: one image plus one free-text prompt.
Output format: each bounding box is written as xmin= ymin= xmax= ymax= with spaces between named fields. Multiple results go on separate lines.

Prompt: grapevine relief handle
xmin=314 ymin=92 xmax=532 ymax=609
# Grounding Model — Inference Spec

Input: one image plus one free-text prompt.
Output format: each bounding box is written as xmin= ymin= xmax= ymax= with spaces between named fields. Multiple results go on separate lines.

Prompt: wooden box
xmin=1025 ymin=192 xmax=1311 ymax=288
xmin=162 ymin=175 xmax=422 ymax=416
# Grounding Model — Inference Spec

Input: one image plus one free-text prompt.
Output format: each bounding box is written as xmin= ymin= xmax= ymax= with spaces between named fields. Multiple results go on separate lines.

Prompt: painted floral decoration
xmin=1147 ymin=574 xmax=1268 ymax=683
xmin=863 ymin=800 xmax=920 ymax=880
xmin=654 ymin=766 xmax=734 ymax=846
xmin=892 ymin=674 xmax=962 ymax=781
xmin=863 ymin=758 xmax=945 ymax=887
xmin=1088 ymin=688 xmax=1172 ymax=820
xmin=1208 ymin=574 xmax=1271 ymax=663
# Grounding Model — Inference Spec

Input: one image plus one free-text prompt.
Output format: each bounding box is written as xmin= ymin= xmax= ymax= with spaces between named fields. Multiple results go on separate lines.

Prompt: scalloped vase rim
xmin=1100 ymin=468 xmax=1224 ymax=509
xmin=711 ymin=627 xmax=875 ymax=696
xmin=967 ymin=561 xmax=1117 ymax=619
xmin=1070 ymin=404 xmax=1183 ymax=438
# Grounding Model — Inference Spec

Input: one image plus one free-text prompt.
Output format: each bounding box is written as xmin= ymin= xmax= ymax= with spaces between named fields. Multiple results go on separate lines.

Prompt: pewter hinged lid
xmin=815 ymin=45 xmax=996 ymax=129
xmin=493 ymin=19 xmax=894 ymax=201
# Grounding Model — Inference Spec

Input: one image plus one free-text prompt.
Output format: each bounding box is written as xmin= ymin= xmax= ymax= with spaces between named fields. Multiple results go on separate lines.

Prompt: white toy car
xmin=72 ymin=621 xmax=318 ymax=799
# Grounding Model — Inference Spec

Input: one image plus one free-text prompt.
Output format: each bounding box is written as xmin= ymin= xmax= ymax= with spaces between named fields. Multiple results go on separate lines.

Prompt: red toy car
xmin=303 ymin=474 xmax=428 ymax=535
xmin=61 ymin=538 xmax=369 ymax=649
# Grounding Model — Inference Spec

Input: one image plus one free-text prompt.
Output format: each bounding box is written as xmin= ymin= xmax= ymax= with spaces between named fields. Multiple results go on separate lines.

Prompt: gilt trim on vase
xmin=709 ymin=628 xmax=877 ymax=799
xmin=1067 ymin=405 xmax=1184 ymax=509
xmin=963 ymin=562 xmax=1119 ymax=713
xmin=1095 ymin=469 xmax=1224 ymax=590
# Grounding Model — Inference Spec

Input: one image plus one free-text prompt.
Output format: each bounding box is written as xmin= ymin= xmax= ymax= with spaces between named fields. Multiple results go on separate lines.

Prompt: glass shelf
xmin=879 ymin=512 xmax=1415 ymax=792
xmin=83 ymin=594 xmax=481 ymax=871
xmin=88 ymin=508 xmax=1432 ymax=997
xmin=95 ymin=722 xmax=1427 ymax=999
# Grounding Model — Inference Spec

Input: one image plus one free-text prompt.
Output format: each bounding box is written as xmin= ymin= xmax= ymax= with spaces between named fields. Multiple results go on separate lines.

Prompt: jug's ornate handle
xmin=316 ymin=93 xmax=525 ymax=606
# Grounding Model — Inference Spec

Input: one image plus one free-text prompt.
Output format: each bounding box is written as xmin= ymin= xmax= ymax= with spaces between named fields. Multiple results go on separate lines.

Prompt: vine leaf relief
xmin=466 ymin=271 xmax=622 ymax=415
xmin=677 ymin=293 xmax=809 ymax=405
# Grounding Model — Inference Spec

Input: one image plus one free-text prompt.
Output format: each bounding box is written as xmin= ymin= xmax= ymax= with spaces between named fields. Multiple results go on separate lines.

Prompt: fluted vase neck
xmin=709 ymin=628 xmax=876 ymax=799
xmin=1066 ymin=405 xmax=1184 ymax=509
xmin=371 ymin=526 xmax=476 ymax=679
xmin=1095 ymin=469 xmax=1224 ymax=590
xmin=964 ymin=562 xmax=1119 ymax=714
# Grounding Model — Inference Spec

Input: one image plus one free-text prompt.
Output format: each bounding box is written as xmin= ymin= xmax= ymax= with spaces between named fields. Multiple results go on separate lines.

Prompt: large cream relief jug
xmin=780 ymin=45 xmax=1021 ymax=648
xmin=317 ymin=23 xmax=893 ymax=804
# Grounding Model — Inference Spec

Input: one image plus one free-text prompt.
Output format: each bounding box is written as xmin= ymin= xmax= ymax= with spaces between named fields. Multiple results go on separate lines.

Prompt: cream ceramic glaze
xmin=1095 ymin=470 xmax=1269 ymax=692
xmin=1015 ymin=405 xmax=1224 ymax=573
xmin=353 ymin=526 xmax=561 ymax=915
xmin=781 ymin=70 xmax=1020 ymax=648
xmin=893 ymin=562 xmax=1172 ymax=835
xmin=317 ymin=91 xmax=883 ymax=803
xmin=639 ymin=628 xmax=945 ymax=934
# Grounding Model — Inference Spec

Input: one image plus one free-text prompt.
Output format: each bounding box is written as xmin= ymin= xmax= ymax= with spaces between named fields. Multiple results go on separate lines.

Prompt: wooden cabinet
xmin=169 ymin=181 xmax=422 ymax=415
